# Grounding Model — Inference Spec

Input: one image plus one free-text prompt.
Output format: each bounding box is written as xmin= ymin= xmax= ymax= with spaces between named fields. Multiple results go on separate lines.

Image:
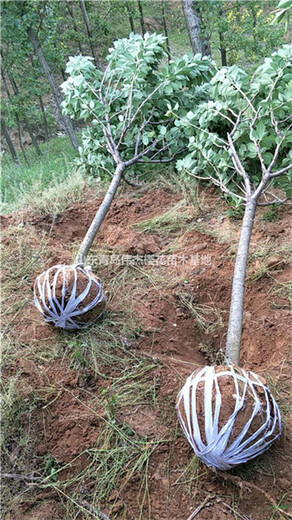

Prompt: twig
xmin=186 ymin=495 xmax=216 ymax=520
xmin=217 ymin=471 xmax=292 ymax=520
xmin=1 ymin=473 xmax=41 ymax=481
xmin=80 ymin=500 xmax=112 ymax=520
xmin=221 ymin=501 xmax=254 ymax=520
xmin=122 ymin=173 xmax=142 ymax=188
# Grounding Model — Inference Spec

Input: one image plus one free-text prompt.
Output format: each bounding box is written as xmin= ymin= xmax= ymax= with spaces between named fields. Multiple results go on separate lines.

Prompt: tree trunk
xmin=225 ymin=199 xmax=257 ymax=365
xmin=39 ymin=96 xmax=49 ymax=140
xmin=1 ymin=116 xmax=20 ymax=165
xmin=75 ymin=162 xmax=125 ymax=265
xmin=161 ymin=0 xmax=171 ymax=58
xmin=16 ymin=117 xmax=30 ymax=165
xmin=27 ymin=26 xmax=79 ymax=151
xmin=66 ymin=0 xmax=83 ymax=54
xmin=138 ymin=0 xmax=145 ymax=36
xmin=219 ymin=32 xmax=227 ymax=66
xmin=6 ymin=67 xmax=42 ymax=156
xmin=79 ymin=0 xmax=97 ymax=64
xmin=125 ymin=1 xmax=135 ymax=33
xmin=181 ymin=0 xmax=211 ymax=56
xmin=218 ymin=7 xmax=227 ymax=67
xmin=1 ymin=65 xmax=30 ymax=164
xmin=1 ymin=66 xmax=11 ymax=109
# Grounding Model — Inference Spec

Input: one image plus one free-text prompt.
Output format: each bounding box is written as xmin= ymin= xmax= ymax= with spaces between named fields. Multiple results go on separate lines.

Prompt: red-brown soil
xmin=2 ymin=186 xmax=292 ymax=520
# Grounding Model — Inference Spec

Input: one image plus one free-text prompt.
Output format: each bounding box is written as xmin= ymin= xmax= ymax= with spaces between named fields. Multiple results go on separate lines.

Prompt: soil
xmin=2 ymin=186 xmax=292 ymax=520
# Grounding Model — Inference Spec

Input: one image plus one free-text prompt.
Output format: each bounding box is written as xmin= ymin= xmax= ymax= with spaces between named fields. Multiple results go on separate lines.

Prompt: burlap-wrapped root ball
xmin=176 ymin=365 xmax=281 ymax=470
xmin=34 ymin=264 xmax=106 ymax=330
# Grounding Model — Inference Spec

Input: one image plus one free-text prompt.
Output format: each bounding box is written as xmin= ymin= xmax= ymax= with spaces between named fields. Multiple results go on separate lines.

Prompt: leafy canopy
xmin=61 ymin=32 xmax=214 ymax=175
xmin=176 ymin=45 xmax=292 ymax=203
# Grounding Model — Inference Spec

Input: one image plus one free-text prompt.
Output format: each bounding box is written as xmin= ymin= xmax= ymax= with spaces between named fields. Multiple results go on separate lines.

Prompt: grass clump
xmin=134 ymin=201 xmax=193 ymax=237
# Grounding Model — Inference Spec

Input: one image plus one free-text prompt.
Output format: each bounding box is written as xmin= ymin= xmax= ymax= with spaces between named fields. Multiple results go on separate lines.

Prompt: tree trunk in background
xmin=6 ymin=67 xmax=42 ymax=156
xmin=1 ymin=66 xmax=30 ymax=164
xmin=161 ymin=0 xmax=171 ymax=58
xmin=29 ymin=54 xmax=49 ymax=141
xmin=27 ymin=26 xmax=79 ymax=151
xmin=138 ymin=0 xmax=145 ymax=36
xmin=1 ymin=116 xmax=20 ymax=165
xmin=66 ymin=0 xmax=83 ymax=54
xmin=182 ymin=0 xmax=211 ymax=56
xmin=1 ymin=66 xmax=11 ymax=109
xmin=79 ymin=0 xmax=97 ymax=64
xmin=219 ymin=32 xmax=227 ymax=66
xmin=125 ymin=1 xmax=135 ymax=33
xmin=39 ymin=96 xmax=49 ymax=140
xmin=218 ymin=7 xmax=227 ymax=66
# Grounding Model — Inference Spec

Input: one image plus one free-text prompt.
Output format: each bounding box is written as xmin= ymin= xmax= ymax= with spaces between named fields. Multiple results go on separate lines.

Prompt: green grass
xmin=1 ymin=135 xmax=81 ymax=213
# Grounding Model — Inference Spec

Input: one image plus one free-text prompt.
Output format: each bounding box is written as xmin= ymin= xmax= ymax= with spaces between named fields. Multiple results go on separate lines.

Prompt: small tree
xmin=61 ymin=32 xmax=214 ymax=264
xmin=175 ymin=45 xmax=292 ymax=364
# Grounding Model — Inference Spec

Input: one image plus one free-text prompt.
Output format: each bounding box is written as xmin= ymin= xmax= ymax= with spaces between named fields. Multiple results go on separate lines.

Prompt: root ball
xmin=176 ymin=365 xmax=281 ymax=470
xmin=34 ymin=264 xmax=106 ymax=330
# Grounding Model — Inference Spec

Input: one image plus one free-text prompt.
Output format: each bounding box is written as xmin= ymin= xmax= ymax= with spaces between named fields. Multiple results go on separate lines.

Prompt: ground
xmin=1 ymin=179 xmax=292 ymax=520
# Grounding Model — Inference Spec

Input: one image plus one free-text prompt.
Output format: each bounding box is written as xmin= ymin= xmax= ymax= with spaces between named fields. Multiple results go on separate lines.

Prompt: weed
xmin=43 ymin=454 xmax=61 ymax=482
xmin=177 ymin=292 xmax=224 ymax=334
xmin=268 ymin=277 xmax=292 ymax=309
xmin=261 ymin=207 xmax=280 ymax=222
xmin=134 ymin=200 xmax=192 ymax=237
xmin=21 ymin=169 xmax=87 ymax=215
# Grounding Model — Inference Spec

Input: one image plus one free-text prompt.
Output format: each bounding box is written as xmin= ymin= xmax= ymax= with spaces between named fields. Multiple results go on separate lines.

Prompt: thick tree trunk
xmin=225 ymin=199 xmax=257 ymax=365
xmin=138 ymin=0 xmax=145 ymax=36
xmin=79 ymin=0 xmax=97 ymax=64
xmin=66 ymin=0 xmax=83 ymax=54
xmin=1 ymin=117 xmax=20 ymax=165
xmin=181 ymin=0 xmax=211 ymax=56
xmin=27 ymin=26 xmax=79 ymax=151
xmin=125 ymin=1 xmax=135 ymax=33
xmin=75 ymin=162 xmax=125 ymax=264
xmin=161 ymin=0 xmax=171 ymax=58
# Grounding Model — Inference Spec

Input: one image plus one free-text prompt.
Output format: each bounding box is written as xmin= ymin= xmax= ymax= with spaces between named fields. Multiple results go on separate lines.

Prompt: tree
xmin=137 ymin=0 xmax=146 ymax=36
xmin=79 ymin=0 xmax=97 ymax=64
xmin=182 ymin=0 xmax=211 ymax=56
xmin=175 ymin=45 xmax=292 ymax=364
xmin=27 ymin=26 xmax=79 ymax=152
xmin=61 ymin=33 xmax=214 ymax=264
xmin=1 ymin=1 xmax=79 ymax=151
xmin=0 ymin=115 xmax=20 ymax=165
xmin=200 ymin=1 xmax=285 ymax=68
xmin=161 ymin=0 xmax=171 ymax=58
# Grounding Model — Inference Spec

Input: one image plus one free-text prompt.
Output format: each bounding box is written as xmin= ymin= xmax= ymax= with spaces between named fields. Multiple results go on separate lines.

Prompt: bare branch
xmin=227 ymin=133 xmax=251 ymax=196
xmin=124 ymin=80 xmax=166 ymax=133
xmin=269 ymin=163 xmax=292 ymax=178
xmin=122 ymin=173 xmax=142 ymax=188
xmin=258 ymin=197 xmax=290 ymax=206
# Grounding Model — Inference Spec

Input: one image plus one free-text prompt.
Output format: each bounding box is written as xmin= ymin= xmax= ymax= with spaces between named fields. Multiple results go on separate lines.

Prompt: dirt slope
xmin=2 ymin=185 xmax=291 ymax=520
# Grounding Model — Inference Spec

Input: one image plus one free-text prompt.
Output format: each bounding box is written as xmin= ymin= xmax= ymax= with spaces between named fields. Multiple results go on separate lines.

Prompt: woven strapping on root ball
xmin=176 ymin=365 xmax=282 ymax=470
xmin=34 ymin=264 xmax=106 ymax=330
